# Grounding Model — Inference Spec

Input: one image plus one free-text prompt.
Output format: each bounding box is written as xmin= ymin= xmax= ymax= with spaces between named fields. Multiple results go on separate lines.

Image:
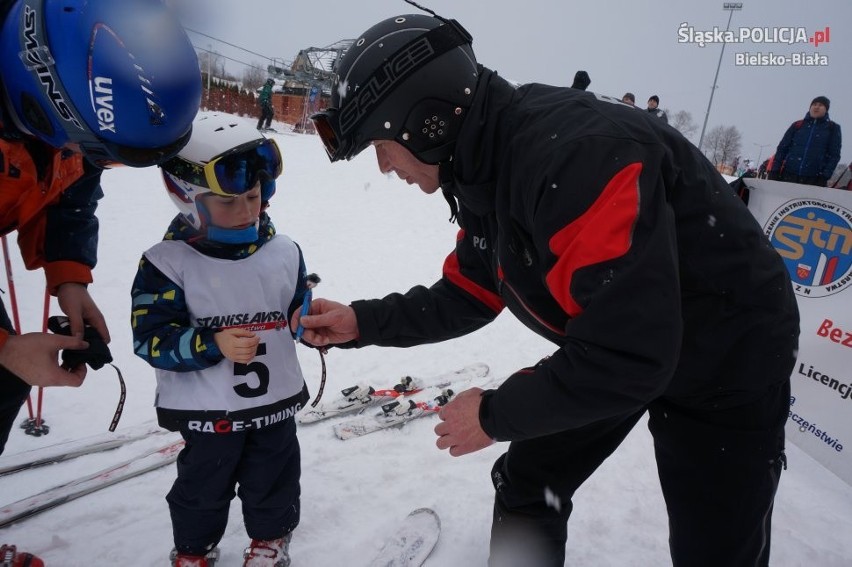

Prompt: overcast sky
xmin=176 ymin=0 xmax=851 ymax=167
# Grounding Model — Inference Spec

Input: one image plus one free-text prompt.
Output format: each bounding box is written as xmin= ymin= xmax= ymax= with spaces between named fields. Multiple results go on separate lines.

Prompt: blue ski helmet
xmin=0 ymin=0 xmax=201 ymax=167
xmin=311 ymin=14 xmax=478 ymax=165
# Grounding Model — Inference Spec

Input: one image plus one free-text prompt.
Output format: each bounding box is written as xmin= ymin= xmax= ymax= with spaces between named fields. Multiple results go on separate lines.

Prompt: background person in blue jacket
xmin=768 ymin=96 xmax=842 ymax=187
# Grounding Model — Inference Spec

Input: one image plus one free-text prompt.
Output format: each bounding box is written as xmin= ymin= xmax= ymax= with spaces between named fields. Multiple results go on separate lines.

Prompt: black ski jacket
xmin=350 ymin=67 xmax=799 ymax=442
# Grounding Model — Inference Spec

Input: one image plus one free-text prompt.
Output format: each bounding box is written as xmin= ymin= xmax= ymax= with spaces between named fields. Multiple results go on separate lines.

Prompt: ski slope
xmin=1 ymin=113 xmax=850 ymax=566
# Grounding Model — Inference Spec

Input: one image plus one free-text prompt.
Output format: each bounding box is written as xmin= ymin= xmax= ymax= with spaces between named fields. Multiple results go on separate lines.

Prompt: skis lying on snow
xmin=334 ymin=389 xmax=456 ymax=440
xmin=0 ymin=438 xmax=183 ymax=528
xmin=299 ymin=363 xmax=489 ymax=425
xmin=367 ymin=508 xmax=441 ymax=567
xmin=0 ymin=421 xmax=168 ymax=477
xmin=332 ymin=363 xmax=498 ymax=440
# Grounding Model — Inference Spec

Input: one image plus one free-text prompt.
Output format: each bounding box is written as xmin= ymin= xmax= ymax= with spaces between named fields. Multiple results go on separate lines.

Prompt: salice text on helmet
xmin=338 ymin=36 xmax=435 ymax=135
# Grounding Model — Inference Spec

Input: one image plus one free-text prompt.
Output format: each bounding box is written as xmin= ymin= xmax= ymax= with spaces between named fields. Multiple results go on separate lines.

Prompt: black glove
xmin=47 ymin=316 xmax=113 ymax=370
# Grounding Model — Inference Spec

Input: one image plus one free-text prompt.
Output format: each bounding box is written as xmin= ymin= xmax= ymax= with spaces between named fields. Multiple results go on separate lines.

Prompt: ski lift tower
xmin=289 ymin=40 xmax=353 ymax=130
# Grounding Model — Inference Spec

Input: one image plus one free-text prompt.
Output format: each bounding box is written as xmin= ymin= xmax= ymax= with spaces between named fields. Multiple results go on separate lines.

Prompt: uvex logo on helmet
xmin=22 ymin=5 xmax=84 ymax=131
xmin=92 ymin=77 xmax=116 ymax=133
xmin=338 ymin=36 xmax=435 ymax=136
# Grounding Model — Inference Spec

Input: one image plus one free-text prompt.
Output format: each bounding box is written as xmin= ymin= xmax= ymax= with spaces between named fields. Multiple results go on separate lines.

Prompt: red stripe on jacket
xmin=546 ymin=162 xmax=641 ymax=317
xmin=443 ymin=230 xmax=503 ymax=313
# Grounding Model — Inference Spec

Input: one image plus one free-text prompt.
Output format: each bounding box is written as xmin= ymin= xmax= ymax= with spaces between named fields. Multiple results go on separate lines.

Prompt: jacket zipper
xmin=499 ymin=278 xmax=566 ymax=337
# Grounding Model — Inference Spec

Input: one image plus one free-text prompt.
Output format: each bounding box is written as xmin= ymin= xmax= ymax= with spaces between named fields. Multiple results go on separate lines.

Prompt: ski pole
xmin=1 ymin=236 xmax=35 ymax=421
xmin=34 ymin=287 xmax=50 ymax=431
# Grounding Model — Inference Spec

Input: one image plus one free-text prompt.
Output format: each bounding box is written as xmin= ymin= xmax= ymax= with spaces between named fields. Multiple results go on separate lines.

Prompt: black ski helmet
xmin=312 ymin=14 xmax=478 ymax=165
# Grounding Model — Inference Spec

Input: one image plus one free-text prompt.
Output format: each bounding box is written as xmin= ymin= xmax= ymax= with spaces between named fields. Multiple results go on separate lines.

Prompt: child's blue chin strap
xmin=206 ymin=221 xmax=259 ymax=244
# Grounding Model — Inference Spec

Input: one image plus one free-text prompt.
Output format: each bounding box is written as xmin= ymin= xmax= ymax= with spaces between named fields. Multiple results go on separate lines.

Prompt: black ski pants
xmin=0 ymin=301 xmax=29 ymax=456
xmin=168 ymin=417 xmax=301 ymax=555
xmin=488 ymin=380 xmax=789 ymax=567
xmin=257 ymin=103 xmax=274 ymax=130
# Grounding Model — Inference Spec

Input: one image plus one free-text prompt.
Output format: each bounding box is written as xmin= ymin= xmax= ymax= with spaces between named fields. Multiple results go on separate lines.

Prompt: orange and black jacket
xmin=349 ymin=68 xmax=799 ymax=442
xmin=0 ymin=115 xmax=103 ymax=350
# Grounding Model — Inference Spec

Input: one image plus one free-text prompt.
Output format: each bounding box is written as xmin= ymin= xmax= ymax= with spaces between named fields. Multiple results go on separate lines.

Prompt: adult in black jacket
xmin=303 ymin=13 xmax=799 ymax=567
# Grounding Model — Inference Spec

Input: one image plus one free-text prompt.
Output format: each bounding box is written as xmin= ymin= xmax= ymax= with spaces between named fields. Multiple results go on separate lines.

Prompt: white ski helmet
xmin=159 ymin=114 xmax=282 ymax=243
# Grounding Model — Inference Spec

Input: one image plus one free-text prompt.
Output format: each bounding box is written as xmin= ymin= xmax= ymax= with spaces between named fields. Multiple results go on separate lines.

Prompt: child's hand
xmin=214 ymin=328 xmax=260 ymax=364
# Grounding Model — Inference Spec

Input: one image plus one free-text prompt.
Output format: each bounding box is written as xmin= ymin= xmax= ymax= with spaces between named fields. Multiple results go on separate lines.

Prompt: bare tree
xmin=703 ymin=125 xmax=742 ymax=169
xmin=670 ymin=110 xmax=698 ymax=142
xmin=242 ymin=63 xmax=266 ymax=92
xmin=197 ymin=50 xmax=224 ymax=81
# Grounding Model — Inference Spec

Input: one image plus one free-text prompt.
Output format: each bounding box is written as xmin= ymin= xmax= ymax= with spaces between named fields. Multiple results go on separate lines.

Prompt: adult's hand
xmin=290 ymin=298 xmax=359 ymax=347
xmin=435 ymin=387 xmax=495 ymax=456
xmin=56 ymin=283 xmax=110 ymax=343
xmin=0 ymin=332 xmax=88 ymax=387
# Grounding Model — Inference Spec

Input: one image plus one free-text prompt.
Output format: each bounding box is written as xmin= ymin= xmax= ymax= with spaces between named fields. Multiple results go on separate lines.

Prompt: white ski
xmin=299 ymin=363 xmax=489 ymax=424
xmin=367 ymin=508 xmax=441 ymax=567
xmin=333 ymin=390 xmax=455 ymax=440
xmin=0 ymin=438 xmax=182 ymax=528
xmin=0 ymin=421 xmax=168 ymax=477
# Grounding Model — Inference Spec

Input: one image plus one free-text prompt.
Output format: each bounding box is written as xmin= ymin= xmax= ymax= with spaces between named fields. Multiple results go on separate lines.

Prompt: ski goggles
xmin=312 ymin=108 xmax=358 ymax=163
xmin=161 ymin=137 xmax=283 ymax=196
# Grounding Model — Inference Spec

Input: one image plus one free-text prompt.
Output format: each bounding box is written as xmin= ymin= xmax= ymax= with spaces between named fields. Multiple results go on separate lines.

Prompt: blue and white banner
xmin=744 ymin=179 xmax=852 ymax=487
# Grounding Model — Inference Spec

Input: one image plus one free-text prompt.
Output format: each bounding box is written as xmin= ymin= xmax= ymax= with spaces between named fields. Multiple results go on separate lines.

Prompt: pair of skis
xmin=0 ymin=433 xmax=183 ymax=529
xmin=299 ymin=363 xmax=490 ymax=440
xmin=0 ymin=365 xmax=490 ymax=565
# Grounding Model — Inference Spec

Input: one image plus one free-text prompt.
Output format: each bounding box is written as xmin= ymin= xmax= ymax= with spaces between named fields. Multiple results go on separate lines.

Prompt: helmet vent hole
xmin=383 ymin=121 xmax=391 ymax=129
xmin=395 ymin=17 xmax=406 ymax=23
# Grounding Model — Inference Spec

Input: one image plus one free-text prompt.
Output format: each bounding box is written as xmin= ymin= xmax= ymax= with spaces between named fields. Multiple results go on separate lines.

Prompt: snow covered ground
xmin=1 ymin=112 xmax=850 ymax=566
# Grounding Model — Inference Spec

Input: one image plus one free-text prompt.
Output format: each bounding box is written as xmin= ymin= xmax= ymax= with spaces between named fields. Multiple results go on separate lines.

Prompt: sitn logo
xmin=92 ymin=77 xmax=116 ymax=133
xmin=764 ymin=199 xmax=852 ymax=298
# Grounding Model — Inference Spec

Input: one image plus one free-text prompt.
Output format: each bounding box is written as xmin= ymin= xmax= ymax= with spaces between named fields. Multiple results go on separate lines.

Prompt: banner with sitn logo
xmin=745 ymin=179 xmax=851 ymax=486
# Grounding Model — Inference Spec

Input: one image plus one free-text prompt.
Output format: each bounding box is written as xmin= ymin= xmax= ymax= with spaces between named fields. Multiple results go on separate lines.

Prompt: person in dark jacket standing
xmin=768 ymin=96 xmax=842 ymax=187
xmin=257 ymin=78 xmax=275 ymax=131
xmin=646 ymin=95 xmax=668 ymax=124
xmin=303 ymin=13 xmax=799 ymax=567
